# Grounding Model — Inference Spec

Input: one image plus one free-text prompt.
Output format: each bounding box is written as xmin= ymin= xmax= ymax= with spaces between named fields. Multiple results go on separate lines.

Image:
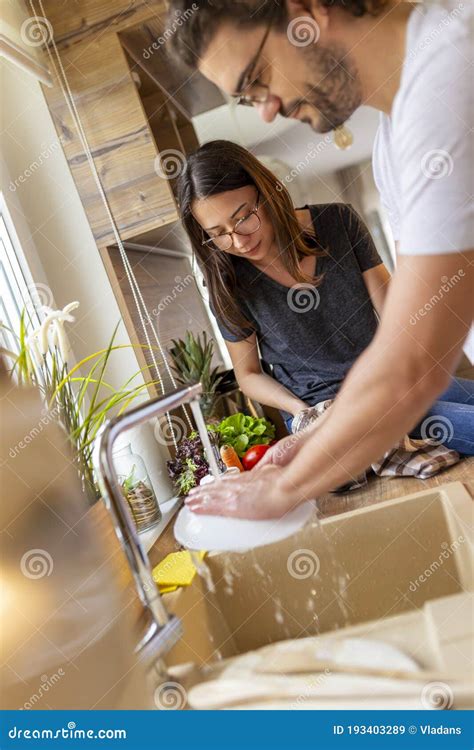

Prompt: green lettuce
xmin=213 ymin=413 xmax=275 ymax=457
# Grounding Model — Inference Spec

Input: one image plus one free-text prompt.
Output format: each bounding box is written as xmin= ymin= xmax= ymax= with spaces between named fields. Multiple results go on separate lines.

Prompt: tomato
xmin=242 ymin=444 xmax=271 ymax=471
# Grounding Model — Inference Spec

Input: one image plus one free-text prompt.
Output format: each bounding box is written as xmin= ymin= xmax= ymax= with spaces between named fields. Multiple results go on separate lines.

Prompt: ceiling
xmin=192 ymin=104 xmax=380 ymax=176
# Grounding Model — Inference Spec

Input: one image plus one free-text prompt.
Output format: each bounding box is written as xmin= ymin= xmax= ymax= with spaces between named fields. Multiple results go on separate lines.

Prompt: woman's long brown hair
xmin=176 ymin=140 xmax=324 ymax=337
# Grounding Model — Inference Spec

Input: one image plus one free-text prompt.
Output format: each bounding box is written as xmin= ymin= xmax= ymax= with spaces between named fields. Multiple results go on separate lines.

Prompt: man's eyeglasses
xmin=202 ymin=193 xmax=261 ymax=251
xmin=232 ymin=9 xmax=275 ymax=107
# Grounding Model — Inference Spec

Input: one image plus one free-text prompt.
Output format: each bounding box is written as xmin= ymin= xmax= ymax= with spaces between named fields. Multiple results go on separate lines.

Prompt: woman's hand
xmin=185 ymin=464 xmax=298 ymax=519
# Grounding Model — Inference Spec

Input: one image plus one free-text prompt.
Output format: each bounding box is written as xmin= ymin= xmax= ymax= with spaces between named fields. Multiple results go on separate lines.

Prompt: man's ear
xmin=285 ymin=0 xmax=330 ymax=31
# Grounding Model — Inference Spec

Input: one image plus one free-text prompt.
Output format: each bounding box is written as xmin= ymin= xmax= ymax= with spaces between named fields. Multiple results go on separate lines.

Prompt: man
xmin=168 ymin=0 xmax=473 ymax=518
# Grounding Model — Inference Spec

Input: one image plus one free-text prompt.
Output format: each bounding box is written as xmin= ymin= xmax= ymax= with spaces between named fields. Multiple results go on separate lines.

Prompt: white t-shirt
xmin=373 ymin=0 xmax=473 ymax=361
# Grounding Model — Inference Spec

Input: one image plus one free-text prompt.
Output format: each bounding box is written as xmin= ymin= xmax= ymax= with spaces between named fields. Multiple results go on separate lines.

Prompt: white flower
xmin=29 ymin=301 xmax=79 ymax=364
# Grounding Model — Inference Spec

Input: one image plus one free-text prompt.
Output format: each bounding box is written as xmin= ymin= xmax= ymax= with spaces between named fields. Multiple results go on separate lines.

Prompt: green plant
xmin=169 ymin=330 xmax=223 ymax=420
xmin=3 ymin=303 xmax=161 ymax=504
xmin=167 ymin=431 xmax=210 ymax=496
xmin=212 ymin=413 xmax=275 ymax=457
xmin=121 ymin=465 xmax=138 ymax=494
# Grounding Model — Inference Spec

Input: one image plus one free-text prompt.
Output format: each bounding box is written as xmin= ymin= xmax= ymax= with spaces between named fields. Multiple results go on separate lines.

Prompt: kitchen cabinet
xmin=38 ymin=0 xmax=223 ymax=245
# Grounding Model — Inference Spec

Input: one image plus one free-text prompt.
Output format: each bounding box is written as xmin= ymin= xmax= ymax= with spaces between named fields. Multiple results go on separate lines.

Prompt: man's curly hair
xmin=167 ymin=0 xmax=389 ymax=69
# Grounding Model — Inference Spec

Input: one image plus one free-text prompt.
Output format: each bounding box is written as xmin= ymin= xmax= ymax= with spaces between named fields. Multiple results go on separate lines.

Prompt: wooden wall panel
xmin=42 ymin=32 xmax=177 ymax=246
xmin=36 ymin=0 xmax=167 ymax=48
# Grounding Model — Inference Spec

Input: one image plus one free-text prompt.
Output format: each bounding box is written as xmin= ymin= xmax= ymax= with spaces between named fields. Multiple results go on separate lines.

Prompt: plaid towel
xmin=291 ymin=400 xmax=460 ymax=488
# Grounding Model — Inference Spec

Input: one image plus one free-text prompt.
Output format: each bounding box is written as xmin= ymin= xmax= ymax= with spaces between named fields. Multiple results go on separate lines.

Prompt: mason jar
xmin=113 ymin=444 xmax=161 ymax=532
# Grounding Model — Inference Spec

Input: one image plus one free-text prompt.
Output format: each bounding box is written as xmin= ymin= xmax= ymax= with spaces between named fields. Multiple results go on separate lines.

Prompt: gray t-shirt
xmin=214 ymin=203 xmax=382 ymax=416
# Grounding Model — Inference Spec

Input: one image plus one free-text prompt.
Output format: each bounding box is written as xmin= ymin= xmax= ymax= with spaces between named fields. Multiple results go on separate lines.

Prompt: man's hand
xmin=185 ymin=464 xmax=297 ymax=519
xmin=258 ymin=430 xmax=310 ymax=468
xmin=259 ymin=407 xmax=331 ymax=468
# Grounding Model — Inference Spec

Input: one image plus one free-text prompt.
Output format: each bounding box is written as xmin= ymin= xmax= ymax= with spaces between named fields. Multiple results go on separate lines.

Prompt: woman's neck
xmin=251 ymin=242 xmax=284 ymax=273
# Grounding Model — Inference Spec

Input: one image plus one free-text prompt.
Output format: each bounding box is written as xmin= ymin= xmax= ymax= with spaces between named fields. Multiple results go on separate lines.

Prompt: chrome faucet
xmin=98 ymin=383 xmax=203 ymax=666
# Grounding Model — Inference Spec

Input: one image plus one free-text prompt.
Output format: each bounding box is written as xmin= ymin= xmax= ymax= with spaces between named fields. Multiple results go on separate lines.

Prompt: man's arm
xmin=186 ymin=252 xmax=472 ymax=519
xmin=362 ymin=263 xmax=391 ymax=316
xmin=280 ymin=252 xmax=473 ymax=501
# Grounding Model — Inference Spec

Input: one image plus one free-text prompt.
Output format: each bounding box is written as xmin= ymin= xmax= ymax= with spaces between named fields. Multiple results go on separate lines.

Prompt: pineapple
xmin=169 ymin=331 xmax=223 ymax=420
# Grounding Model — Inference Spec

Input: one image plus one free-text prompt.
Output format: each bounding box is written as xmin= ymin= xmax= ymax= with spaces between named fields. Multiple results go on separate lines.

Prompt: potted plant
xmin=2 ymin=302 xmax=161 ymax=505
xmin=169 ymin=330 xmax=223 ymax=421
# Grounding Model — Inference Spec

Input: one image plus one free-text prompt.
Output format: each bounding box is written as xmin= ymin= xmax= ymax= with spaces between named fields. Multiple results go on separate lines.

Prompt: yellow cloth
xmin=152 ymin=550 xmax=206 ymax=591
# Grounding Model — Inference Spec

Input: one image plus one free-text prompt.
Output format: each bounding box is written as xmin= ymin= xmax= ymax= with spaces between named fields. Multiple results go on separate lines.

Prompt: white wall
xmin=0 ymin=35 xmax=176 ymax=501
xmin=0 ymin=44 xmax=140 ymax=390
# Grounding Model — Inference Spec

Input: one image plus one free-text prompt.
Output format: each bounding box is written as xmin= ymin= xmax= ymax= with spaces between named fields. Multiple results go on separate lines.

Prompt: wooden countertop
xmin=316 ymin=456 xmax=474 ymax=519
xmin=151 ymin=456 xmax=474 ymax=556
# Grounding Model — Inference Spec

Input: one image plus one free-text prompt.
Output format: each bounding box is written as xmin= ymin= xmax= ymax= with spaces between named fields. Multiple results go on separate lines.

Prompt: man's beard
xmin=282 ymin=43 xmax=363 ymax=133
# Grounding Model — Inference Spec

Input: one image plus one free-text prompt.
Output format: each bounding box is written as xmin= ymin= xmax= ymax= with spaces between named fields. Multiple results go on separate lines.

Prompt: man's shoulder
xmin=401 ymin=0 xmax=471 ymax=91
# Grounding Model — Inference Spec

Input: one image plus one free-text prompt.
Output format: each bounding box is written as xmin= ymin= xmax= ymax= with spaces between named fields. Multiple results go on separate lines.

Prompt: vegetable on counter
xmin=167 ymin=433 xmax=209 ymax=496
xmin=212 ymin=413 xmax=275 ymax=457
xmin=242 ymin=444 xmax=271 ymax=471
xmin=220 ymin=444 xmax=244 ymax=472
xmin=167 ymin=412 xmax=276 ymax=493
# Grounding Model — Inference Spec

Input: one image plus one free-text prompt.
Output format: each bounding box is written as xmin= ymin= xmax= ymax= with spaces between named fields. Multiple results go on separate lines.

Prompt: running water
xmin=223 ymin=556 xmax=236 ymax=596
xmin=273 ymin=597 xmax=285 ymax=625
xmin=190 ymin=400 xmax=221 ymax=478
xmin=186 ymin=400 xmax=223 ymax=593
xmin=312 ymin=510 xmax=351 ymax=628
xmin=190 ymin=550 xmax=216 ymax=594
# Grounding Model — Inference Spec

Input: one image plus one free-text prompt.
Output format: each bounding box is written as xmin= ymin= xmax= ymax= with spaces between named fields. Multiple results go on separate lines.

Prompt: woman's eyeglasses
xmin=202 ymin=193 xmax=261 ymax=252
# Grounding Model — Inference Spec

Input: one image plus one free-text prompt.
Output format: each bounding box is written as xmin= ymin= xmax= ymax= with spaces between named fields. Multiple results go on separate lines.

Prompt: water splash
xmin=190 ymin=550 xmax=216 ymax=594
xmin=273 ymin=597 xmax=285 ymax=625
xmin=222 ymin=557 xmax=236 ymax=596
xmin=314 ymin=508 xmax=350 ymax=627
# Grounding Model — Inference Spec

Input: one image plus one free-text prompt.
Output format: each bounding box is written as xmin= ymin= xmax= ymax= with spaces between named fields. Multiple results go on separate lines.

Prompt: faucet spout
xmin=98 ymin=383 xmax=203 ymax=660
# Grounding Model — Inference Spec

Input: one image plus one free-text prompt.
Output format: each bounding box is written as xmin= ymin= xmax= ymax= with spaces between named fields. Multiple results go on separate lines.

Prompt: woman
xmin=177 ymin=140 xmax=473 ymax=455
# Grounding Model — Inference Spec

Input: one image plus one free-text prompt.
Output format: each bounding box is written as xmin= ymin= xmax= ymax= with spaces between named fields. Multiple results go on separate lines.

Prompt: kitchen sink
xmin=164 ymin=482 xmax=473 ymax=666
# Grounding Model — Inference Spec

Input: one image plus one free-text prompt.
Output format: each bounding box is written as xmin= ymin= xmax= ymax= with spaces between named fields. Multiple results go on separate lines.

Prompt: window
xmin=0 ymin=193 xmax=41 ymax=358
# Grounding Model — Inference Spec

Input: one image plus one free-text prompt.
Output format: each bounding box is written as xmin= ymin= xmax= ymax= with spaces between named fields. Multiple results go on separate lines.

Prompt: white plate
xmin=174 ymin=501 xmax=315 ymax=552
xmin=313 ymin=637 xmax=419 ymax=673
